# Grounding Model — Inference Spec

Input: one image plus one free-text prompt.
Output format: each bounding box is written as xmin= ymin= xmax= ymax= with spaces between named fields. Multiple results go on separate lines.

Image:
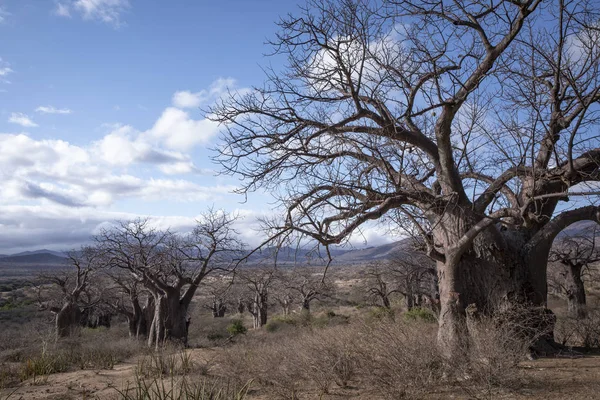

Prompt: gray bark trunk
xmin=565 ymin=263 xmax=587 ymax=319
xmin=55 ymin=302 xmax=81 ymax=339
xmin=437 ymin=228 xmax=554 ymax=359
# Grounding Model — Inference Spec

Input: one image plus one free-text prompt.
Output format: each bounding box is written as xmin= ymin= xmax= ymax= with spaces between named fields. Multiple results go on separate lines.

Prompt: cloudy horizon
xmin=0 ymin=0 xmax=396 ymax=254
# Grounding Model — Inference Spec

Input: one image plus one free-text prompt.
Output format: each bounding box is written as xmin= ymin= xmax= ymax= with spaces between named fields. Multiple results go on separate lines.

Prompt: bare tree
xmin=388 ymin=252 xmax=437 ymax=311
xmin=96 ymin=211 xmax=244 ymax=347
xmin=362 ymin=253 xmax=436 ymax=310
xmin=212 ymin=0 xmax=600 ymax=357
xmin=238 ymin=267 xmax=276 ymax=328
xmin=549 ymin=228 xmax=600 ymax=319
xmin=272 ymin=272 xmax=295 ymax=316
xmin=202 ymin=276 xmax=234 ymax=318
xmin=361 ymin=261 xmax=401 ymax=309
xmin=284 ymin=268 xmax=333 ymax=312
xmin=40 ymin=246 xmax=102 ymax=339
xmin=103 ymin=272 xmax=154 ymax=339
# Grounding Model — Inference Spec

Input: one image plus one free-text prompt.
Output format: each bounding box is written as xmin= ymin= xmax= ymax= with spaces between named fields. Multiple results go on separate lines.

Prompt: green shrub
xmin=226 ymin=320 xmax=247 ymax=337
xmin=403 ymin=307 xmax=436 ymax=323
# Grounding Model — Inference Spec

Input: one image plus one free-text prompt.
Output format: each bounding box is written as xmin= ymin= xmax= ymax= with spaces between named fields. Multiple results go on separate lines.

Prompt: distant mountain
xmin=246 ymin=237 xmax=424 ymax=265
xmin=6 ymin=249 xmax=67 ymax=258
xmin=0 ymin=253 xmax=69 ymax=265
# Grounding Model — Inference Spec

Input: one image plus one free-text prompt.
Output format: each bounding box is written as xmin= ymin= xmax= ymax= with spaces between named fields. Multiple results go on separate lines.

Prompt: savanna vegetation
xmin=2 ymin=0 xmax=600 ymax=398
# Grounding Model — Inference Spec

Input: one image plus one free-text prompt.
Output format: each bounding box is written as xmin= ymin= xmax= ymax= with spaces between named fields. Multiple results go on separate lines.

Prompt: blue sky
xmin=0 ymin=0 xmax=341 ymax=253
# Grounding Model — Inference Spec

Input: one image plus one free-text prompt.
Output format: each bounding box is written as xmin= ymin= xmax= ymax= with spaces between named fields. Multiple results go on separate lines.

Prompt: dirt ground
xmin=3 ymin=351 xmax=600 ymax=400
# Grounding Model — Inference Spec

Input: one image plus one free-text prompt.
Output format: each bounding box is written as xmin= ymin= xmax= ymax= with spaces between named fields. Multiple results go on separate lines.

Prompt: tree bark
xmin=55 ymin=302 xmax=81 ymax=339
xmin=565 ymin=263 xmax=587 ymax=319
xmin=436 ymin=225 xmax=553 ymax=359
xmin=148 ymin=289 xmax=190 ymax=347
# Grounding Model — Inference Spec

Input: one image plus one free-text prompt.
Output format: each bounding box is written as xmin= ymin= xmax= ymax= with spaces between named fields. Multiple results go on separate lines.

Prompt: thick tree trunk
xmin=565 ymin=263 xmax=586 ymax=319
xmin=436 ymin=228 xmax=554 ymax=359
xmin=55 ymin=302 xmax=81 ymax=339
xmin=147 ymin=290 xmax=190 ymax=347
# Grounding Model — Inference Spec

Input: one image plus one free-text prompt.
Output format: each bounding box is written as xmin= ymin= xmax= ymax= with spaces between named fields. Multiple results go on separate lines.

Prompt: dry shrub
xmin=115 ymin=374 xmax=250 ymax=400
xmin=555 ymin=309 xmax=600 ymax=348
xmin=137 ymin=346 xmax=195 ymax=378
xmin=356 ymin=319 xmax=443 ymax=399
xmin=218 ymin=324 xmax=359 ymax=398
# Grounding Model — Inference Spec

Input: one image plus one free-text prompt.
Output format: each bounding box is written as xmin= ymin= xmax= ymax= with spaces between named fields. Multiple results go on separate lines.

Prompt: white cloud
xmin=0 ymin=133 xmax=235 ymax=210
xmin=172 ymin=91 xmax=204 ymax=109
xmin=8 ymin=113 xmax=38 ymax=128
xmin=55 ymin=0 xmax=129 ymax=27
xmin=0 ymin=58 xmax=13 ymax=80
xmin=148 ymin=107 xmax=220 ymax=151
xmin=36 ymin=105 xmax=73 ymax=114
xmin=172 ymin=78 xmax=238 ymax=109
xmin=54 ymin=3 xmax=71 ymax=18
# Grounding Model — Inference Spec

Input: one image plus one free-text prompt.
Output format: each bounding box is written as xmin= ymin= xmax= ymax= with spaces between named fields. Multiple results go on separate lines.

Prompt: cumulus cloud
xmin=0 ymin=78 xmax=257 ymax=252
xmin=8 ymin=113 xmax=38 ymax=128
xmin=55 ymin=0 xmax=129 ymax=27
xmin=148 ymin=107 xmax=220 ymax=151
xmin=36 ymin=105 xmax=73 ymax=114
xmin=172 ymin=78 xmax=238 ymax=109
xmin=0 ymin=132 xmax=238 ymax=214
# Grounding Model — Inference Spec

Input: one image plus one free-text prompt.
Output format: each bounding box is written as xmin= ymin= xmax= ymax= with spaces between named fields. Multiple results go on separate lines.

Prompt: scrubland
xmin=1 ymin=266 xmax=600 ymax=400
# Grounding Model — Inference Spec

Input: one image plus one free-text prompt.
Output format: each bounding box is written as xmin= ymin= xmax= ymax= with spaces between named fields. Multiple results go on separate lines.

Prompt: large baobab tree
xmin=97 ymin=211 xmax=244 ymax=347
xmin=212 ymin=0 xmax=600 ymax=357
xmin=549 ymin=228 xmax=600 ymax=319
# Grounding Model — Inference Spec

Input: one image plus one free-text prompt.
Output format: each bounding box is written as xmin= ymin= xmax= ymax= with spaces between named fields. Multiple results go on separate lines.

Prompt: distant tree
xmin=293 ymin=268 xmax=334 ymax=312
xmin=40 ymin=246 xmax=102 ymax=340
xmin=202 ymin=276 xmax=234 ymax=318
xmin=388 ymin=252 xmax=437 ymax=310
xmin=103 ymin=272 xmax=154 ymax=339
xmin=238 ymin=267 xmax=276 ymax=328
xmin=361 ymin=261 xmax=401 ymax=309
xmin=96 ymin=210 xmax=244 ymax=347
xmin=549 ymin=229 xmax=600 ymax=319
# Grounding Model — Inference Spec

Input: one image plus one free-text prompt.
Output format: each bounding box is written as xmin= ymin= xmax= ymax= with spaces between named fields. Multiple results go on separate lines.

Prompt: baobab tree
xmin=388 ymin=252 xmax=437 ymax=310
xmin=361 ymin=261 xmax=401 ymax=309
xmin=237 ymin=267 xmax=276 ymax=328
xmin=212 ymin=0 xmax=600 ymax=358
xmin=284 ymin=268 xmax=333 ymax=312
xmin=549 ymin=228 xmax=600 ymax=319
xmin=40 ymin=247 xmax=102 ymax=339
xmin=104 ymin=272 xmax=154 ymax=339
xmin=96 ymin=211 xmax=244 ymax=347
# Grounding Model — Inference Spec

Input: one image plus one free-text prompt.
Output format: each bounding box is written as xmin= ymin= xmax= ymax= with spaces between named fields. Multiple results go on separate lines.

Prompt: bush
xmin=115 ymin=374 xmax=251 ymax=400
xmin=555 ymin=309 xmax=600 ymax=348
xmin=226 ymin=320 xmax=247 ymax=337
xmin=403 ymin=307 xmax=436 ymax=323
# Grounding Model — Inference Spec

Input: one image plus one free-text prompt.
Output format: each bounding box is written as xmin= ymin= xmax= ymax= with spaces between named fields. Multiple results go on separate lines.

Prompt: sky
xmin=0 ymin=0 xmax=395 ymax=254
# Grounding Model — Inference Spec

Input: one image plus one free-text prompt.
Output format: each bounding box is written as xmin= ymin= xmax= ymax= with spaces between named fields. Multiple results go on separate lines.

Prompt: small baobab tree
xmin=238 ymin=267 xmax=276 ymax=328
xmin=40 ymin=247 xmax=102 ymax=339
xmin=549 ymin=228 xmax=600 ymax=319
